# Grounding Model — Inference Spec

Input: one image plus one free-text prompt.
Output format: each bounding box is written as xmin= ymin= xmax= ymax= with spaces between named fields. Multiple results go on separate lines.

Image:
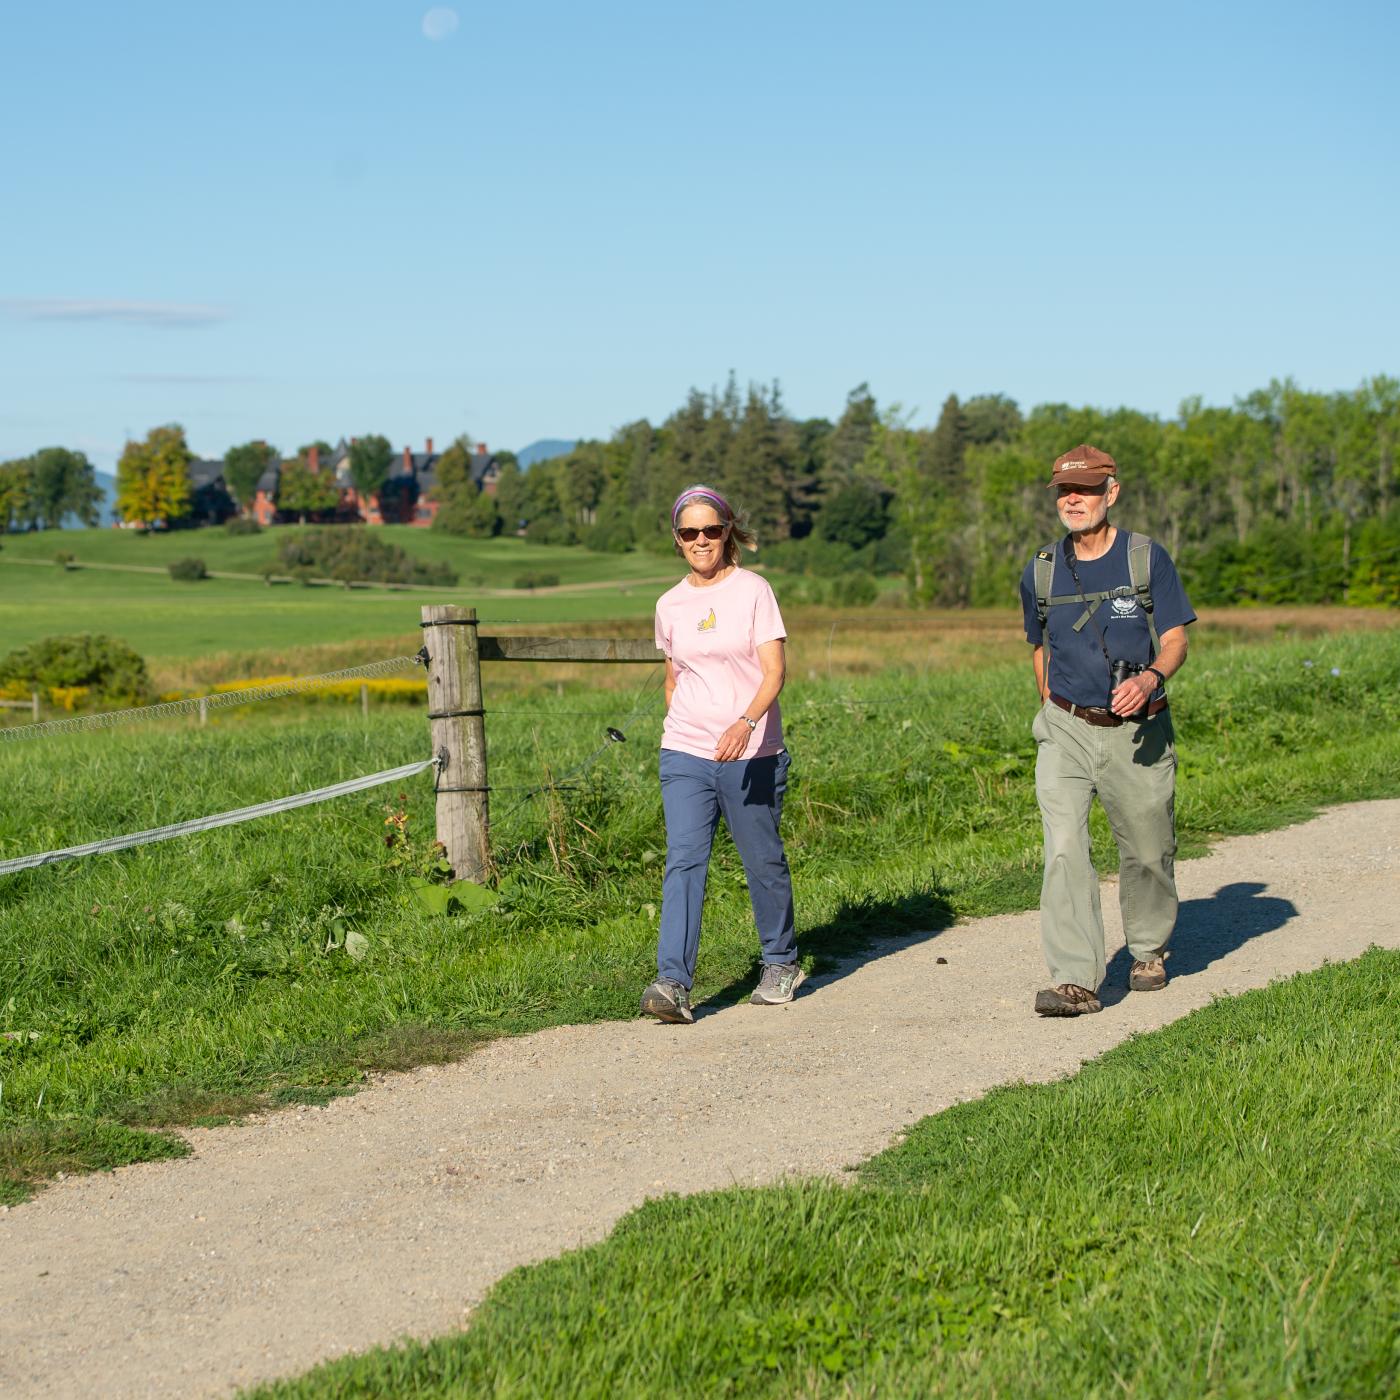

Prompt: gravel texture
xmin=2 ymin=800 xmax=1397 ymax=1398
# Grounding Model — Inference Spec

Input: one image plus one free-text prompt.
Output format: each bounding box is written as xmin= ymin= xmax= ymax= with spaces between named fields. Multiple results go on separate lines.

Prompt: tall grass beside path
xmin=1 ymin=630 xmax=1399 ymax=1201
xmin=252 ymin=949 xmax=1400 ymax=1399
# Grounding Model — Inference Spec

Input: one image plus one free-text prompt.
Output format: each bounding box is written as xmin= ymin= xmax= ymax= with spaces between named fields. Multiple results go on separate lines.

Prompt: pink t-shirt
xmin=654 ymin=567 xmax=787 ymax=760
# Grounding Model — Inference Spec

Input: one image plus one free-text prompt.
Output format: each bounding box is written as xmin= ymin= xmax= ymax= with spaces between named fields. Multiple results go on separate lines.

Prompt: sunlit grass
xmin=1 ymin=629 xmax=1398 ymax=1202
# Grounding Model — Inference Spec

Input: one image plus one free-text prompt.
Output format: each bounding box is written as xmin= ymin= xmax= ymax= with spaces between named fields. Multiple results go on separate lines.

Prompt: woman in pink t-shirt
xmin=640 ymin=485 xmax=802 ymax=1026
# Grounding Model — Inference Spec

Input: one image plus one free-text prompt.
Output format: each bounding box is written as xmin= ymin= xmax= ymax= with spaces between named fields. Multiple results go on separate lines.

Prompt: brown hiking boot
xmin=1130 ymin=957 xmax=1168 ymax=992
xmin=1034 ymin=983 xmax=1102 ymax=1016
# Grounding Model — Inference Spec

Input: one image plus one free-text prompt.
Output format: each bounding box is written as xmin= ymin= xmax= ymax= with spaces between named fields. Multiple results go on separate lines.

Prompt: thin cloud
xmin=422 ymin=7 xmax=459 ymax=40
xmin=116 ymin=372 xmax=261 ymax=385
xmin=2 ymin=298 xmax=229 ymax=328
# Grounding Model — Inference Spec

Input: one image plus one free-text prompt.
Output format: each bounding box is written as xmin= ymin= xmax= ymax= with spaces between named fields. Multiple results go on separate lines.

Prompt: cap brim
xmin=1047 ymin=469 xmax=1114 ymax=488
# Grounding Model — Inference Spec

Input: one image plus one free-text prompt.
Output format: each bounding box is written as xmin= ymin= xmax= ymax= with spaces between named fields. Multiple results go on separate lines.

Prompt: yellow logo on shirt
xmin=697 ymin=608 xmax=716 ymax=632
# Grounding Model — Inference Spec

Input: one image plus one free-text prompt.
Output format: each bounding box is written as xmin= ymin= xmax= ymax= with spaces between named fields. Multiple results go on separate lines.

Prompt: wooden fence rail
xmin=420 ymin=606 xmax=661 ymax=882
xmin=0 ymin=692 xmax=41 ymax=721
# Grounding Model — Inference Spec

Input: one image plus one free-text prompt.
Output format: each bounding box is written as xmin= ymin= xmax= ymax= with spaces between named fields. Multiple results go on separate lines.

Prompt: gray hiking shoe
xmin=641 ymin=978 xmax=694 ymax=1025
xmin=750 ymin=962 xmax=807 ymax=1006
xmin=1034 ymin=983 xmax=1103 ymax=1016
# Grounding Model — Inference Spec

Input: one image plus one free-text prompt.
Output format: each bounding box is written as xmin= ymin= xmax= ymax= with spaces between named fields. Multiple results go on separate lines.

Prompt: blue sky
xmin=2 ymin=0 xmax=1396 ymax=473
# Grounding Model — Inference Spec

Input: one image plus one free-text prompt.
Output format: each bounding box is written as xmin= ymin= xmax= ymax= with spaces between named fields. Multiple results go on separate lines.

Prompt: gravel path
xmin=4 ymin=800 xmax=1397 ymax=1399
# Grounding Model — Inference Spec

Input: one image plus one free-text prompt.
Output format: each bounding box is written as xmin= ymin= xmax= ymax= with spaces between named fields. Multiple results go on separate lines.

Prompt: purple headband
xmin=671 ymin=486 xmax=732 ymax=530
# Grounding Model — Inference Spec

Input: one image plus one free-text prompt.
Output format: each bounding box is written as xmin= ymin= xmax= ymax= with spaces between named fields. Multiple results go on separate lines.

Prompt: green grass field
xmin=2 ymin=628 xmax=1398 ymax=1203
xmin=0 ymin=526 xmax=683 ymax=662
xmin=1 ymin=523 xmax=685 ymax=583
xmin=252 ymin=949 xmax=1400 ymax=1399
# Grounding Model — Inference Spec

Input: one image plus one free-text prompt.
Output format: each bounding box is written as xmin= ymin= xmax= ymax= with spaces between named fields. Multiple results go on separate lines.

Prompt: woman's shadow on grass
xmin=698 ymin=885 xmax=958 ymax=1015
xmin=1100 ymin=880 xmax=1299 ymax=1008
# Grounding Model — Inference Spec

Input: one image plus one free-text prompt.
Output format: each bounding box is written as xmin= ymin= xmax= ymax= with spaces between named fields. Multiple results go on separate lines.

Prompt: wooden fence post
xmin=421 ymin=604 xmax=489 ymax=882
xmin=198 ymin=697 xmax=208 ymax=726
xmin=31 ymin=691 xmax=39 ymax=722
xmin=359 ymin=683 xmax=369 ymax=718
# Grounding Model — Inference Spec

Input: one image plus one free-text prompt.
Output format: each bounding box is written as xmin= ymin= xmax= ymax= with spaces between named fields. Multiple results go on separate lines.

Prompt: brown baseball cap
xmin=1048 ymin=443 xmax=1117 ymax=488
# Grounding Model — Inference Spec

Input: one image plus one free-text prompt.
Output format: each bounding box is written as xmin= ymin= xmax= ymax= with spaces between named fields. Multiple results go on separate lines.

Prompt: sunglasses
xmin=675 ymin=524 xmax=727 ymax=542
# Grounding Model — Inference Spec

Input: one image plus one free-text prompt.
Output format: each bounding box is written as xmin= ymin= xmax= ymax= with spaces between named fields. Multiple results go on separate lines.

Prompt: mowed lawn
xmin=1 ymin=527 xmax=682 ymax=661
xmin=1 ymin=524 xmax=685 ymax=583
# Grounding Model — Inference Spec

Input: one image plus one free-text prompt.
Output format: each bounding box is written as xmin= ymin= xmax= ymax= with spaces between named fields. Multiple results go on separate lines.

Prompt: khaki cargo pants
xmin=1032 ymin=699 xmax=1179 ymax=991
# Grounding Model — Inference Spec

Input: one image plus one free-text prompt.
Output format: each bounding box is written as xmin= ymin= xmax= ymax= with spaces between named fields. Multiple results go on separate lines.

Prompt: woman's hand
xmin=714 ymin=718 xmax=753 ymax=762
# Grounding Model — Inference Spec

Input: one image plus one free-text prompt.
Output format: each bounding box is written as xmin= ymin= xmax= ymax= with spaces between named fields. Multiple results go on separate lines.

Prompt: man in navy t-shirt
xmin=1017 ymin=444 xmax=1197 ymax=1016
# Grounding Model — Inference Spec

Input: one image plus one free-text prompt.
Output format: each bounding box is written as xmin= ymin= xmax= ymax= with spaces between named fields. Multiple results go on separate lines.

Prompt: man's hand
xmin=714 ymin=719 xmax=752 ymax=762
xmin=1109 ymin=672 xmax=1156 ymax=718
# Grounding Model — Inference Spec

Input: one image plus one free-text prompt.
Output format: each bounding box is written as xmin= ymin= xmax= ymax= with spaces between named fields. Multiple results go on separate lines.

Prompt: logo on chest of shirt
xmin=1110 ymin=597 xmax=1140 ymax=618
xmin=697 ymin=608 xmax=716 ymax=632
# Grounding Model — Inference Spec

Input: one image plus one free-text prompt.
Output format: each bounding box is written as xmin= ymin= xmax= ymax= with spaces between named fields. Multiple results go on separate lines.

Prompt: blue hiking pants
xmin=657 ymin=748 xmax=796 ymax=988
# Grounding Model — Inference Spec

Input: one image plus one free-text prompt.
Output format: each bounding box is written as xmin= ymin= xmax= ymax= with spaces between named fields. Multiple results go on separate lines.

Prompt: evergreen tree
xmin=727 ymin=383 xmax=795 ymax=542
xmin=925 ymin=394 xmax=967 ymax=491
xmin=787 ymin=418 xmax=832 ymax=539
xmin=824 ymin=384 xmax=879 ymax=492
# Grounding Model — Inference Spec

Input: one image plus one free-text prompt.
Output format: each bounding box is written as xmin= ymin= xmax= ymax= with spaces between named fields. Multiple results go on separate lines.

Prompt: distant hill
xmin=56 ymin=469 xmax=118 ymax=527
xmin=95 ymin=470 xmax=117 ymax=523
xmin=515 ymin=439 xmax=575 ymax=470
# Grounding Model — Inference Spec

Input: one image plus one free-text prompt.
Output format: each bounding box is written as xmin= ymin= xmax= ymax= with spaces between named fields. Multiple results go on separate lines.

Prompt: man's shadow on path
xmin=695 ymin=886 xmax=957 ymax=1017
xmin=1100 ymin=881 xmax=1299 ymax=1008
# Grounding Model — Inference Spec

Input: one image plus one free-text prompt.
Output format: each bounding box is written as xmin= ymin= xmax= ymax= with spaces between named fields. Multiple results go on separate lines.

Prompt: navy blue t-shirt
xmin=1019 ymin=531 xmax=1196 ymax=709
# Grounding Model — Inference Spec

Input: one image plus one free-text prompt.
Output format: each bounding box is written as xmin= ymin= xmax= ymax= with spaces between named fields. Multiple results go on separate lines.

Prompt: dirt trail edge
xmin=4 ymin=800 xmax=1398 ymax=1399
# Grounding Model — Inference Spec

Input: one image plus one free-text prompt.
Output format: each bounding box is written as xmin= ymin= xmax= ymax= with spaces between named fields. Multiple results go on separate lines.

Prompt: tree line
xmin=7 ymin=374 xmax=1398 ymax=607
xmin=451 ymin=374 xmax=1399 ymax=606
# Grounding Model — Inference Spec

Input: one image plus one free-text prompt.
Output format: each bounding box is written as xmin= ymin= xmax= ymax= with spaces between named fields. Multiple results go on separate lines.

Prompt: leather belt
xmin=1050 ymin=692 xmax=1168 ymax=727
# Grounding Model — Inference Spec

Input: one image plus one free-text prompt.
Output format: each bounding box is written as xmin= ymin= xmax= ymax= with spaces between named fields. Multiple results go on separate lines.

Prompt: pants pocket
xmin=1031 ymin=702 xmax=1051 ymax=744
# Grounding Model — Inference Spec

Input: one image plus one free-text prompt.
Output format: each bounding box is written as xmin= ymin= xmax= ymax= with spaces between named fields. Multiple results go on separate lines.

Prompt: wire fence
xmin=0 ymin=640 xmax=667 ymax=875
xmin=0 ymin=654 xmax=424 ymax=742
xmin=3 ymin=582 xmax=1392 ymax=878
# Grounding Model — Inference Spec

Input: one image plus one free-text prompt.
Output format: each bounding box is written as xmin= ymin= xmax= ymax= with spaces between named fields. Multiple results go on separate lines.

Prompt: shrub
xmin=513 ymin=572 xmax=561 ymax=590
xmin=53 ymin=550 xmax=77 ymax=569
xmin=836 ymin=571 xmax=880 ymax=607
xmin=224 ymin=517 xmax=263 ymax=536
xmin=168 ymin=557 xmax=208 ymax=581
xmin=0 ymin=634 xmax=151 ymax=707
xmin=274 ymin=528 xmax=457 ymax=587
xmin=584 ymin=519 xmax=635 ymax=554
xmin=522 ymin=513 xmax=575 ymax=546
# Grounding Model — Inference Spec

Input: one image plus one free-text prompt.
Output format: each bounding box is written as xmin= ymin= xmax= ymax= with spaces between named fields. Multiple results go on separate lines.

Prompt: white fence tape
xmin=0 ymin=756 xmax=437 ymax=877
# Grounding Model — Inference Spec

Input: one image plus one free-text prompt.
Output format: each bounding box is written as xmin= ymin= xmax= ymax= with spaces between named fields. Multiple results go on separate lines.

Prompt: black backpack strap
xmin=1033 ymin=544 xmax=1056 ymax=628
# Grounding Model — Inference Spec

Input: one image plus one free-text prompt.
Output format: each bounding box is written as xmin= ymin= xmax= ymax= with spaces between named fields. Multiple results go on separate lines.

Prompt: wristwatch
xmin=741 ymin=715 xmax=757 ymax=730
xmin=1143 ymin=666 xmax=1166 ymax=689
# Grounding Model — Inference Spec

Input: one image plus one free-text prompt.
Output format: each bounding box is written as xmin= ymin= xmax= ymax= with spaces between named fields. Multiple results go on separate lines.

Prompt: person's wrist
xmin=740 ymin=715 xmax=757 ymax=730
xmin=1144 ymin=666 xmax=1166 ymax=689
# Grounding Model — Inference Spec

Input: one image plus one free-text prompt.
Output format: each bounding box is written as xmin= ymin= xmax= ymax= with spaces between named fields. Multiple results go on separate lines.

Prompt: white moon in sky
xmin=422 ymin=7 xmax=459 ymax=40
